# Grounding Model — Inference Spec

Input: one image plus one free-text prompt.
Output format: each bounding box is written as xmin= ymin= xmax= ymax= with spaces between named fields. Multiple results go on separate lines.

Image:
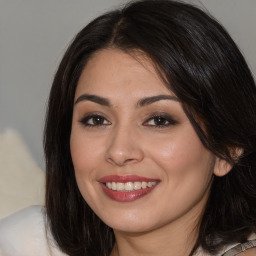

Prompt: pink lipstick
xmin=98 ymin=175 xmax=160 ymax=202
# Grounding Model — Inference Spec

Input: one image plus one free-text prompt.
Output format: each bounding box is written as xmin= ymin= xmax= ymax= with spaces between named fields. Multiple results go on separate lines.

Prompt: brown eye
xmin=144 ymin=114 xmax=177 ymax=127
xmin=80 ymin=115 xmax=111 ymax=127
xmin=91 ymin=116 xmax=106 ymax=125
xmin=152 ymin=116 xmax=169 ymax=126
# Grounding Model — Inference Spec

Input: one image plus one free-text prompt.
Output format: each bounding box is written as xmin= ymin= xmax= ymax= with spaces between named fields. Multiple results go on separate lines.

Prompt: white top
xmin=0 ymin=206 xmax=67 ymax=256
xmin=0 ymin=206 xmax=255 ymax=256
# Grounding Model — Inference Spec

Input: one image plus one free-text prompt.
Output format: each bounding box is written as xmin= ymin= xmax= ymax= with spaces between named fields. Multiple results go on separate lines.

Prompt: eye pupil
xmin=93 ymin=116 xmax=104 ymax=125
xmin=154 ymin=116 xmax=166 ymax=125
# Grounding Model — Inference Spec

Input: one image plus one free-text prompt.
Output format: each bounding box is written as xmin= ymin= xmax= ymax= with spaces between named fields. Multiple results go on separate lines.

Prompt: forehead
xmin=75 ymin=48 xmax=173 ymax=99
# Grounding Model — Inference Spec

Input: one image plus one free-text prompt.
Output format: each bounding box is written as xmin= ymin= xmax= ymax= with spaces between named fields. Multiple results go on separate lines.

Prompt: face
xmin=70 ymin=48 xmax=218 ymax=234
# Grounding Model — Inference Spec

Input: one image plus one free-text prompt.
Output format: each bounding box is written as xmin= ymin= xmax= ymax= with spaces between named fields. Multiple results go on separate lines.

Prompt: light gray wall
xmin=0 ymin=0 xmax=255 ymax=169
xmin=0 ymin=0 xmax=126 ymax=169
xmin=196 ymin=0 xmax=256 ymax=75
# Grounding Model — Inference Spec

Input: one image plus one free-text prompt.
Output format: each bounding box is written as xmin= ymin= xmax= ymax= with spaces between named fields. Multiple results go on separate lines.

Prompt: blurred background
xmin=0 ymin=0 xmax=256 ymax=170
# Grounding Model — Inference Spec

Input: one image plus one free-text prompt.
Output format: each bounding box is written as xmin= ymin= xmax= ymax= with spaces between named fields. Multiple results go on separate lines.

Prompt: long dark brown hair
xmin=44 ymin=1 xmax=256 ymax=255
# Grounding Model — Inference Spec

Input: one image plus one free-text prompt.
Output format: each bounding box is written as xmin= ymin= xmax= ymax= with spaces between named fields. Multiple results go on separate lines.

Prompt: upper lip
xmin=98 ymin=175 xmax=160 ymax=183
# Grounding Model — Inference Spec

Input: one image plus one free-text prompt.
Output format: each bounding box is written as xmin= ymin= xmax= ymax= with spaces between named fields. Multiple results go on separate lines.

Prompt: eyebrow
xmin=137 ymin=95 xmax=179 ymax=107
xmin=75 ymin=94 xmax=111 ymax=106
xmin=75 ymin=94 xmax=179 ymax=107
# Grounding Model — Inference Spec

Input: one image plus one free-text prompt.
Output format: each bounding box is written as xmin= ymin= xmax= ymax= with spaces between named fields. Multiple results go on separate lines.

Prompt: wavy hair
xmin=44 ymin=1 xmax=256 ymax=255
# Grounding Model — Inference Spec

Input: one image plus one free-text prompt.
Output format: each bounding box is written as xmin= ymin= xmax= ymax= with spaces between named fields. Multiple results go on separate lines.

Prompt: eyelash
xmin=79 ymin=114 xmax=177 ymax=128
xmin=143 ymin=114 xmax=178 ymax=128
xmin=79 ymin=114 xmax=111 ymax=127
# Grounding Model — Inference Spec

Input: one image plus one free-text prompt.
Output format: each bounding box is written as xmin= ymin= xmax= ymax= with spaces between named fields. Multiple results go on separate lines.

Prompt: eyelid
xmin=79 ymin=112 xmax=111 ymax=127
xmin=143 ymin=113 xmax=178 ymax=127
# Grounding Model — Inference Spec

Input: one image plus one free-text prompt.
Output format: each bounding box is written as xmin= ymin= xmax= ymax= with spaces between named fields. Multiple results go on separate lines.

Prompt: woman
xmin=1 ymin=0 xmax=256 ymax=255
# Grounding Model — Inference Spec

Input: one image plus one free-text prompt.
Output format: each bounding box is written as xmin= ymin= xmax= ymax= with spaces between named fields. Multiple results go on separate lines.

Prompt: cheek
xmin=147 ymin=129 xmax=214 ymax=182
xmin=145 ymin=131 xmax=214 ymax=220
xmin=70 ymin=128 xmax=104 ymax=207
xmin=70 ymin=128 xmax=104 ymax=178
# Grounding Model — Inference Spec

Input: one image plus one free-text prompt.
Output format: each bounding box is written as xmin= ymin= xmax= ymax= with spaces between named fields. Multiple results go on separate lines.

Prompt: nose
xmin=105 ymin=126 xmax=144 ymax=166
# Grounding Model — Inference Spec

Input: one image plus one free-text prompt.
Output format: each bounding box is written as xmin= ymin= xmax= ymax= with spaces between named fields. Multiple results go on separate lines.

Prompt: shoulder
xmin=0 ymin=205 xmax=45 ymax=232
xmin=0 ymin=205 xmax=66 ymax=256
xmin=196 ymin=234 xmax=256 ymax=256
xmin=0 ymin=206 xmax=47 ymax=256
xmin=237 ymin=247 xmax=256 ymax=256
xmin=221 ymin=233 xmax=256 ymax=256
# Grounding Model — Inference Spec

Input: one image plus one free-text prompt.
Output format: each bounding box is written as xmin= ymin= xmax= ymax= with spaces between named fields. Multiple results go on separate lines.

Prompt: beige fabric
xmin=196 ymin=234 xmax=256 ymax=256
xmin=0 ymin=129 xmax=45 ymax=218
xmin=0 ymin=206 xmax=67 ymax=256
xmin=221 ymin=234 xmax=256 ymax=256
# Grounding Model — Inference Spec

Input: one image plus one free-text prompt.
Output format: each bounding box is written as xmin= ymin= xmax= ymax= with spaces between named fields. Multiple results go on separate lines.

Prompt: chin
xmin=99 ymin=210 xmax=160 ymax=233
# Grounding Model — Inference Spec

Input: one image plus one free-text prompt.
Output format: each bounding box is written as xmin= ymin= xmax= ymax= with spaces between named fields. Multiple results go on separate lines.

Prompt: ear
xmin=213 ymin=148 xmax=243 ymax=177
xmin=213 ymin=158 xmax=233 ymax=177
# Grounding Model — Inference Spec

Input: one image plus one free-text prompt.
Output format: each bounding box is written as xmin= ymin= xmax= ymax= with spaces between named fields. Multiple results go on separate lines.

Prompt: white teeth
xmin=142 ymin=181 xmax=147 ymax=189
xmin=105 ymin=181 xmax=158 ymax=191
xmin=116 ymin=182 xmax=125 ymax=191
xmin=116 ymin=182 xmax=124 ymax=191
xmin=148 ymin=181 xmax=157 ymax=187
xmin=134 ymin=182 xmax=142 ymax=190
xmin=111 ymin=182 xmax=117 ymax=190
xmin=125 ymin=182 xmax=134 ymax=191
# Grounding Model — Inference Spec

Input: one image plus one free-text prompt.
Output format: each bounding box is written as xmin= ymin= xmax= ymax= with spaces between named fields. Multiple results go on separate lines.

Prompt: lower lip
xmin=100 ymin=183 xmax=159 ymax=202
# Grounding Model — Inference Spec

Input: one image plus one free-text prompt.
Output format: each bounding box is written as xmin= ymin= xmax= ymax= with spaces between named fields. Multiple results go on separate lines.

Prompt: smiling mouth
xmin=99 ymin=175 xmax=160 ymax=202
xmin=105 ymin=181 xmax=158 ymax=192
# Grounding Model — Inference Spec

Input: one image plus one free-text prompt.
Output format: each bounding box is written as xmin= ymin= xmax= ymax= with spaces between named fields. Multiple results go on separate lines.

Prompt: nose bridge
xmin=105 ymin=122 xmax=144 ymax=166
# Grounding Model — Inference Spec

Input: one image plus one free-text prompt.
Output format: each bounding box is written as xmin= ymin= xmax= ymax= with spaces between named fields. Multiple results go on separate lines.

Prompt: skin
xmin=70 ymin=48 xmax=231 ymax=256
xmin=238 ymin=248 xmax=256 ymax=256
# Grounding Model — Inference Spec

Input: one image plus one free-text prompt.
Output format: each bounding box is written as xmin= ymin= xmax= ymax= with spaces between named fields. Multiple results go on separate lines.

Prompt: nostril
xmin=123 ymin=158 xmax=137 ymax=164
xmin=106 ymin=154 xmax=143 ymax=166
xmin=106 ymin=157 xmax=135 ymax=167
xmin=105 ymin=132 xmax=144 ymax=166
